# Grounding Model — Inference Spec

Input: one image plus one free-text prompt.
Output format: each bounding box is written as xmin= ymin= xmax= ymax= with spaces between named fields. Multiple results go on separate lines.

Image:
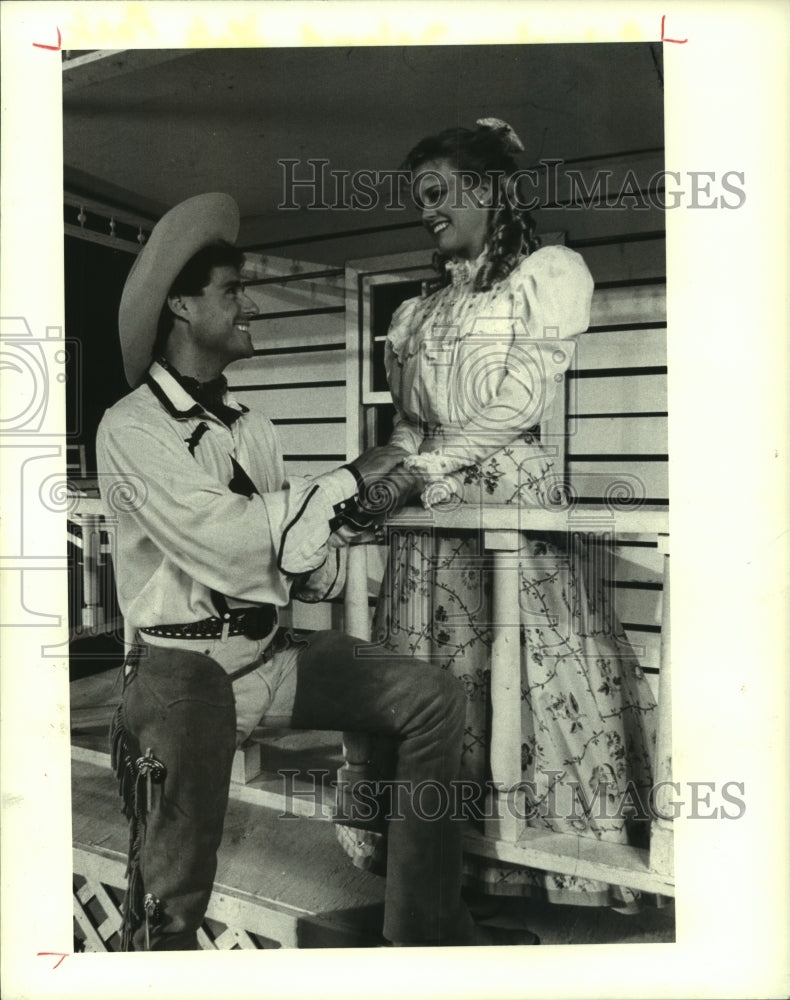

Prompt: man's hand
xmin=338 ymin=446 xmax=424 ymax=527
xmin=350 ymin=445 xmax=408 ymax=485
xmin=332 ymin=466 xmax=424 ymax=545
xmin=355 ymin=466 xmax=424 ymax=522
xmin=379 ymin=467 xmax=424 ymax=511
xmin=330 ymin=525 xmax=361 ymax=546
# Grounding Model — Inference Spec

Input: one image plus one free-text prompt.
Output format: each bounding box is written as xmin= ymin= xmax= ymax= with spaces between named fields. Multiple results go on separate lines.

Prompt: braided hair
xmin=401 ymin=122 xmax=540 ymax=292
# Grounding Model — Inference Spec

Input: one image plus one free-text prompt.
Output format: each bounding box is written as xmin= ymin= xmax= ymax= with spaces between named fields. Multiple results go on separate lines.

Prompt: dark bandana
xmin=158 ymin=358 xmax=242 ymax=427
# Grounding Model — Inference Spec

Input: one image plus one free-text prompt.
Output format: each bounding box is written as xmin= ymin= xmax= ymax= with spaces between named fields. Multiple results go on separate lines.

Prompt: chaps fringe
xmin=108 ymin=706 xmax=164 ymax=950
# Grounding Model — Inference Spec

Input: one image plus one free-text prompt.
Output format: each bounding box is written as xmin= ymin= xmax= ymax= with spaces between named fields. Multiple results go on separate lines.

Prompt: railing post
xmin=344 ymin=543 xmax=370 ymax=641
xmin=339 ymin=542 xmax=375 ymax=824
xmin=650 ymin=535 xmax=674 ymax=875
xmin=484 ymin=530 xmax=524 ymax=842
xmin=80 ymin=513 xmax=103 ymax=631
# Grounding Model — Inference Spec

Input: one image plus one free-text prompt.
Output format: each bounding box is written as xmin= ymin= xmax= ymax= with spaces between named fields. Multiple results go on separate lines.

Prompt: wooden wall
xmin=224 ymin=257 xmax=350 ymax=632
xmin=227 ymin=257 xmax=348 ymax=480
xmin=556 ymin=151 xmax=667 ymax=686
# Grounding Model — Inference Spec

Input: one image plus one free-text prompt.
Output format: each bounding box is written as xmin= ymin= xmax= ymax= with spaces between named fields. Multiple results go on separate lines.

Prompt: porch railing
xmin=69 ymin=494 xmax=673 ymax=895
xmin=343 ymin=503 xmax=674 ymax=896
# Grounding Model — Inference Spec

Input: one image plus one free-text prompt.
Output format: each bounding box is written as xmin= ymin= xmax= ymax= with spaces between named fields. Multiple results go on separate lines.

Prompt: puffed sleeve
xmin=414 ymin=246 xmax=593 ymax=473
xmin=516 ymin=244 xmax=594 ymax=342
xmin=384 ymin=296 xmax=425 ymax=455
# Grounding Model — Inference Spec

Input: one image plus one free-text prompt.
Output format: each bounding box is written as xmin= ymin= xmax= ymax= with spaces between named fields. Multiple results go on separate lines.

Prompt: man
xmin=98 ymin=193 xmax=500 ymax=951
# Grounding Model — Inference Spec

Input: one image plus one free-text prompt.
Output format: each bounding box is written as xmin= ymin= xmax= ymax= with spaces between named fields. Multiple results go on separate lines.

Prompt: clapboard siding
xmin=245 ymin=276 xmax=345 ymax=314
xmin=577 ymin=237 xmax=665 ymax=284
xmin=568 ymin=237 xmax=668 ymax=668
xmin=244 ymin=215 xmax=666 ymax=270
xmin=249 ymin=312 xmax=345 ymax=351
xmin=612 ymin=542 xmax=664 ymax=581
xmin=275 ymin=423 xmax=346 ymax=458
xmin=610 ymin=538 xmax=664 ymax=689
xmin=227 ymin=349 xmax=346 ymax=388
xmin=566 ymin=463 xmax=668 ymax=502
xmin=542 ymin=204 xmax=665 ymax=242
xmin=588 ymin=284 xmax=666 ymax=328
xmin=567 ymin=251 xmax=668 ymax=512
xmin=567 ymin=416 xmax=668 ymax=455
xmin=252 ymin=227 xmax=428 ymax=269
xmin=232 ymin=386 xmax=346 ymax=421
xmin=624 ymin=632 xmax=662 ymax=693
xmin=611 ymin=585 xmax=664 ymax=628
xmin=229 ymin=255 xmax=354 ymax=542
xmin=508 ymin=149 xmax=665 ymax=210
xmin=570 ymin=373 xmax=667 ymax=415
xmin=575 ymin=327 xmax=666 ymax=369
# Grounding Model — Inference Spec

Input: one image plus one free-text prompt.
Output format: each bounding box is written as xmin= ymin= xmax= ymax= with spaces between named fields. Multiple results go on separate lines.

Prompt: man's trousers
xmin=110 ymin=629 xmax=472 ymax=949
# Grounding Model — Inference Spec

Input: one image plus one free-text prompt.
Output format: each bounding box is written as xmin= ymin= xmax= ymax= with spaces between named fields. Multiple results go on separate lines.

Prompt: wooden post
xmin=650 ymin=536 xmax=673 ymax=875
xmin=344 ymin=543 xmax=370 ymax=641
xmin=484 ymin=530 xmax=524 ymax=842
xmin=231 ymin=742 xmax=264 ymax=785
xmin=80 ymin=513 xmax=103 ymax=630
xmin=339 ymin=542 xmax=374 ymax=823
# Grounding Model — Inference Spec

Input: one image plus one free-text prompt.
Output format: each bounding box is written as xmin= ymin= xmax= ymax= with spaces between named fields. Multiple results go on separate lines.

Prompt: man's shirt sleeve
xmin=290 ymin=536 xmax=348 ymax=604
xmin=262 ymin=466 xmax=358 ymax=576
xmin=96 ymin=411 xmax=358 ymax=603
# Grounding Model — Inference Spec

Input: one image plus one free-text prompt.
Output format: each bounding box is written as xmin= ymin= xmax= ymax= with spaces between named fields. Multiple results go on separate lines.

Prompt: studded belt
xmin=139 ymin=605 xmax=278 ymax=642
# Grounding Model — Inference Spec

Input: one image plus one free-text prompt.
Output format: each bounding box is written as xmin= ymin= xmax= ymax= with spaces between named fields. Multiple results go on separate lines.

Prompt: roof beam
xmin=62 ymin=49 xmax=194 ymax=93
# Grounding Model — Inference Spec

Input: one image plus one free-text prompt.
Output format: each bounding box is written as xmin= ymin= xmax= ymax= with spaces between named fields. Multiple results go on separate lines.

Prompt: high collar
xmin=445 ymin=246 xmax=489 ymax=287
xmin=145 ymin=360 xmax=247 ymax=425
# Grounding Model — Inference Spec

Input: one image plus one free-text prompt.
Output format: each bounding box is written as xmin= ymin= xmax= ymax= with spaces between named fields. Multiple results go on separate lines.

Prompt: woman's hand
xmin=403 ymin=452 xmax=468 ymax=476
xmin=384 ymin=467 xmax=426 ymax=508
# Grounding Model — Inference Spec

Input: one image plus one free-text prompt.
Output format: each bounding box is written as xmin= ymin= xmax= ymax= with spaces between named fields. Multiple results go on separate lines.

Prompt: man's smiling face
xmin=180 ymin=264 xmax=257 ymax=368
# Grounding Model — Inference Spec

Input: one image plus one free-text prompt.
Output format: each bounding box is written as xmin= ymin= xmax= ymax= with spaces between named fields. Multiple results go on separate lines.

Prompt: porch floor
xmin=70 ymin=663 xmax=675 ymax=949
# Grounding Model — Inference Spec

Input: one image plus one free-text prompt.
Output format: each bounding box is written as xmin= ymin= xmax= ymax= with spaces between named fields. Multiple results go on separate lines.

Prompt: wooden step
xmin=71 ymin=669 xmax=674 ymax=900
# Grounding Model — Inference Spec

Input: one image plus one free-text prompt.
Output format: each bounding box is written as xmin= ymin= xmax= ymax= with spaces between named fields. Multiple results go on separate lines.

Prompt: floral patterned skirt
xmin=338 ymin=446 xmax=662 ymax=910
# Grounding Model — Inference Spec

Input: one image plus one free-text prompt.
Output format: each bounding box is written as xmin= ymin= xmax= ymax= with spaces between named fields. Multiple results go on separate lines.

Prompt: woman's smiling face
xmin=412 ymin=158 xmax=492 ymax=260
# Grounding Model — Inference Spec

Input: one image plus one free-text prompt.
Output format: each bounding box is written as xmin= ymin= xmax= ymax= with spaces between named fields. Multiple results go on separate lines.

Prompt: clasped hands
xmin=332 ymin=445 xmax=423 ymax=546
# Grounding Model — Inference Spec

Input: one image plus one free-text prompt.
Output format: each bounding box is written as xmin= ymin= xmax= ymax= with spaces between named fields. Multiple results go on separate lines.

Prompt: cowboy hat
xmin=119 ymin=192 xmax=240 ymax=387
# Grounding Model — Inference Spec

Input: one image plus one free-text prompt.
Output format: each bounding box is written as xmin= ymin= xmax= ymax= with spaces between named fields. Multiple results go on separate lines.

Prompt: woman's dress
xmin=343 ymin=245 xmax=660 ymax=910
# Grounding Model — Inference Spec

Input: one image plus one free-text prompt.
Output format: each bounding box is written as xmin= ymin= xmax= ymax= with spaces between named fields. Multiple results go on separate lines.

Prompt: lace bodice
xmin=385 ymin=245 xmax=595 ymax=473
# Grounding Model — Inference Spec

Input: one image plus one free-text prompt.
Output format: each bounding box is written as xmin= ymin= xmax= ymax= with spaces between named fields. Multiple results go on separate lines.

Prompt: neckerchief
xmin=157 ymin=357 xmax=242 ymax=427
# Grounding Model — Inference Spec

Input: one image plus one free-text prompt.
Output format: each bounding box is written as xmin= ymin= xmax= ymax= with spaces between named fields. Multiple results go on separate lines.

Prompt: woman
xmin=339 ymin=119 xmax=660 ymax=915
